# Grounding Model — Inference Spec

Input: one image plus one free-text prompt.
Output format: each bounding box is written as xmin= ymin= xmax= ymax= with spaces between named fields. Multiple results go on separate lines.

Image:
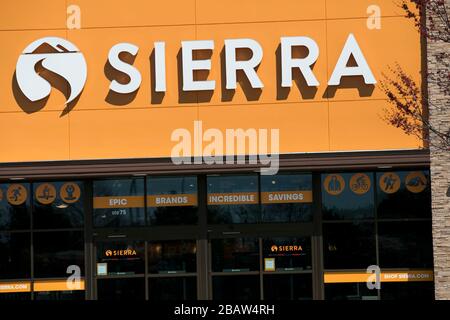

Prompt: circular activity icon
xmin=350 ymin=173 xmax=371 ymax=195
xmin=379 ymin=172 xmax=401 ymax=194
xmin=324 ymin=174 xmax=345 ymax=196
xmin=405 ymin=171 xmax=427 ymax=193
xmin=60 ymin=182 xmax=81 ymax=203
xmin=35 ymin=183 xmax=57 ymax=205
xmin=7 ymin=184 xmax=27 ymax=205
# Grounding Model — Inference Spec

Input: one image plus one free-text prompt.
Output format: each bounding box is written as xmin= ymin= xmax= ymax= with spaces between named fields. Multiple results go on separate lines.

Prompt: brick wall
xmin=427 ymin=0 xmax=450 ymax=300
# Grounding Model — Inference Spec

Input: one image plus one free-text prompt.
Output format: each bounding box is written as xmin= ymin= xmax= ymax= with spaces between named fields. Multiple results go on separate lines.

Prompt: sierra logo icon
xmin=15 ymin=37 xmax=87 ymax=104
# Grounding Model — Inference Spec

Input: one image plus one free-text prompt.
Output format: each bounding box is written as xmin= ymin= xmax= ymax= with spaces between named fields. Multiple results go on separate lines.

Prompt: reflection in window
xmin=378 ymin=221 xmax=433 ymax=268
xmin=148 ymin=277 xmax=197 ymax=300
xmin=93 ymin=178 xmax=145 ymax=227
xmin=147 ymin=176 xmax=198 ymax=225
xmin=207 ymin=175 xmax=259 ymax=224
xmin=97 ymin=278 xmax=145 ymax=300
xmin=263 ymin=274 xmax=313 ymax=300
xmin=34 ymin=290 xmax=85 ymax=300
xmin=148 ymin=240 xmax=196 ymax=274
xmin=325 ymin=283 xmax=378 ymax=300
xmin=0 ymin=183 xmax=30 ymax=230
xmin=33 ymin=231 xmax=84 ymax=278
xmin=323 ymin=222 xmax=376 ymax=269
xmin=377 ymin=170 xmax=431 ymax=219
xmin=0 ymin=232 xmax=30 ymax=279
xmin=261 ymin=174 xmax=313 ymax=222
xmin=33 ymin=181 xmax=84 ymax=229
xmin=263 ymin=237 xmax=312 ymax=271
xmin=322 ymin=173 xmax=374 ymax=220
xmin=380 ymin=282 xmax=434 ymax=300
xmin=96 ymin=241 xmax=145 ymax=276
xmin=211 ymin=238 xmax=259 ymax=272
xmin=213 ymin=276 xmax=260 ymax=300
xmin=0 ymin=292 xmax=31 ymax=301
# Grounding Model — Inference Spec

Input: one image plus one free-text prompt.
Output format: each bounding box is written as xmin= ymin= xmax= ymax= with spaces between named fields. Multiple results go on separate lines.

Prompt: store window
xmin=324 ymin=283 xmax=378 ymax=300
xmin=148 ymin=240 xmax=196 ymax=274
xmin=0 ymin=232 xmax=30 ymax=279
xmin=97 ymin=278 xmax=145 ymax=300
xmin=378 ymin=220 xmax=433 ymax=268
xmin=0 ymin=292 xmax=31 ymax=301
xmin=0 ymin=183 xmax=30 ymax=230
xmin=147 ymin=176 xmax=198 ymax=225
xmin=213 ymin=276 xmax=260 ymax=300
xmin=376 ymin=170 xmax=431 ymax=219
xmin=380 ymin=282 xmax=434 ymax=300
xmin=323 ymin=222 xmax=376 ymax=269
xmin=211 ymin=238 xmax=259 ymax=272
xmin=33 ymin=181 xmax=84 ymax=229
xmin=34 ymin=290 xmax=85 ymax=300
xmin=260 ymin=173 xmax=313 ymax=222
xmin=263 ymin=274 xmax=313 ymax=300
xmin=262 ymin=237 xmax=312 ymax=271
xmin=322 ymin=172 xmax=374 ymax=220
xmin=93 ymin=178 xmax=145 ymax=227
xmin=207 ymin=175 xmax=259 ymax=224
xmin=96 ymin=240 xmax=145 ymax=276
xmin=33 ymin=231 xmax=84 ymax=278
xmin=148 ymin=277 xmax=197 ymax=300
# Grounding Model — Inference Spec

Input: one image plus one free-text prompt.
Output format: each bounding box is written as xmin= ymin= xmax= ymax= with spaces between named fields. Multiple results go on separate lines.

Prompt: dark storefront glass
xmin=377 ymin=170 xmax=431 ymax=219
xmin=0 ymin=168 xmax=435 ymax=300
xmin=212 ymin=238 xmax=259 ymax=272
xmin=33 ymin=181 xmax=84 ymax=229
xmin=0 ymin=183 xmax=30 ymax=230
xmin=147 ymin=176 xmax=198 ymax=225
xmin=380 ymin=282 xmax=434 ymax=300
xmin=34 ymin=290 xmax=85 ymax=300
xmin=148 ymin=277 xmax=197 ymax=300
xmin=378 ymin=220 xmax=433 ymax=268
xmin=322 ymin=172 xmax=374 ymax=220
xmin=97 ymin=278 xmax=145 ymax=300
xmin=148 ymin=240 xmax=196 ymax=274
xmin=207 ymin=175 xmax=259 ymax=224
xmin=325 ymin=283 xmax=378 ymax=300
xmin=262 ymin=237 xmax=312 ymax=271
xmin=263 ymin=274 xmax=313 ymax=300
xmin=96 ymin=241 xmax=145 ymax=276
xmin=261 ymin=174 xmax=313 ymax=222
xmin=323 ymin=222 xmax=376 ymax=269
xmin=33 ymin=231 xmax=84 ymax=278
xmin=93 ymin=178 xmax=145 ymax=227
xmin=0 ymin=232 xmax=30 ymax=279
xmin=0 ymin=292 xmax=31 ymax=301
xmin=213 ymin=276 xmax=260 ymax=300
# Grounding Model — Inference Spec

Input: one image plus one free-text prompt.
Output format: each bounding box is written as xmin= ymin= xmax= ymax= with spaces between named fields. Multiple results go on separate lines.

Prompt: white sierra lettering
xmin=268 ymin=193 xmax=304 ymax=201
xmin=15 ymin=33 xmax=376 ymax=102
xmin=155 ymin=196 xmax=188 ymax=205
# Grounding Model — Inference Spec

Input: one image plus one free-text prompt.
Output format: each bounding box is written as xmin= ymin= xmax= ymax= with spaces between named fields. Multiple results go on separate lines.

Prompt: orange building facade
xmin=0 ymin=1 xmax=435 ymax=300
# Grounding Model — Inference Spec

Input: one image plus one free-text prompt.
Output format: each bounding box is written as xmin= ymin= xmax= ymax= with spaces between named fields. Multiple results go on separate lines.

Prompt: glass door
xmin=208 ymin=234 xmax=314 ymax=300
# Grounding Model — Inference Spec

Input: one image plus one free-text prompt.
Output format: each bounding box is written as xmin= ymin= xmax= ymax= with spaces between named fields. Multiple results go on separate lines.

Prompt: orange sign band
xmin=34 ymin=279 xmax=85 ymax=292
xmin=93 ymin=196 xmax=144 ymax=208
xmin=324 ymin=270 xmax=434 ymax=283
xmin=261 ymin=190 xmax=313 ymax=204
xmin=0 ymin=281 xmax=31 ymax=293
xmin=147 ymin=194 xmax=198 ymax=207
xmin=0 ymin=280 xmax=86 ymax=293
xmin=208 ymin=192 xmax=259 ymax=205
